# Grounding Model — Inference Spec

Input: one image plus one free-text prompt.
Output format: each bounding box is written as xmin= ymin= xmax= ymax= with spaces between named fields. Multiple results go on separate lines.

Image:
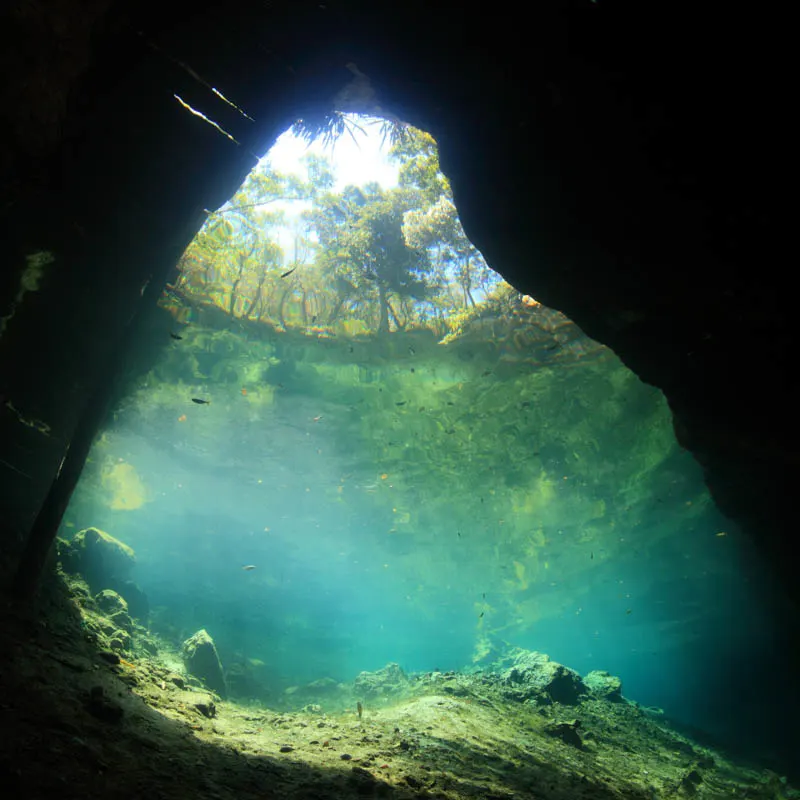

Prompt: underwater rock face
xmin=353 ymin=662 xmax=410 ymax=701
xmin=58 ymin=527 xmax=135 ymax=593
xmin=584 ymin=670 xmax=623 ymax=702
xmin=182 ymin=629 xmax=227 ymax=699
xmin=501 ymin=650 xmax=586 ymax=705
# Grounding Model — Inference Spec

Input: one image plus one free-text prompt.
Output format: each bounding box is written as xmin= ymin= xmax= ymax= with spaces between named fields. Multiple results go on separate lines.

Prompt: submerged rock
xmin=584 ymin=669 xmax=623 ymax=701
xmin=58 ymin=527 xmax=135 ymax=592
xmin=354 ymin=662 xmax=410 ymax=701
xmin=94 ymin=589 xmax=128 ymax=616
xmin=182 ymin=629 xmax=227 ymax=698
xmin=500 ymin=650 xmax=586 ymax=705
xmin=544 ymin=719 xmax=583 ymax=748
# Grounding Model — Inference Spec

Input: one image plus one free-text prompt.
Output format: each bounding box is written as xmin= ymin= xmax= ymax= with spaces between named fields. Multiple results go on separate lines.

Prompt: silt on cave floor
xmin=0 ymin=572 xmax=794 ymax=800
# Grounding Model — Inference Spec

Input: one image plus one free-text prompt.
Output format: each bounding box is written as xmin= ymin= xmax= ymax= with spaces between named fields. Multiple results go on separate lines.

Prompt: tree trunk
xmin=377 ymin=282 xmax=390 ymax=334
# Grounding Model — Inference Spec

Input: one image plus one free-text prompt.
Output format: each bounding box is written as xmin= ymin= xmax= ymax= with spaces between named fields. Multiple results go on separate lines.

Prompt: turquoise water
xmin=61 ymin=309 xmax=797 ymax=777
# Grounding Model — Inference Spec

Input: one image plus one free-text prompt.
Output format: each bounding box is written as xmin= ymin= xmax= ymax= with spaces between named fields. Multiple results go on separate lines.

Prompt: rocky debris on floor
xmin=2 ymin=575 xmax=797 ymax=800
xmin=182 ymin=628 xmax=227 ymax=698
xmin=62 ymin=573 xmax=159 ymax=659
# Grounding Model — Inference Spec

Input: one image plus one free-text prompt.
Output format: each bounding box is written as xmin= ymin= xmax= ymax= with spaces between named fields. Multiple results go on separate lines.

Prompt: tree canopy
xmin=167 ymin=119 xmax=503 ymax=338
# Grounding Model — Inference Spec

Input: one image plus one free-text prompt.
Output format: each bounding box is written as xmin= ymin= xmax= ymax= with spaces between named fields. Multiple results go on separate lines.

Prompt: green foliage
xmin=170 ymin=119 xmax=501 ymax=339
xmin=309 ymin=184 xmax=435 ymax=333
xmin=390 ymin=128 xmax=450 ymax=204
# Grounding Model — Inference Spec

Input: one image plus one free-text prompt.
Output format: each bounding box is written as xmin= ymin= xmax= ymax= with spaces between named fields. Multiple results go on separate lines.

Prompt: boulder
xmin=173 ymin=690 xmax=217 ymax=719
xmin=353 ymin=662 xmax=409 ymax=701
xmin=58 ymin=528 xmax=135 ymax=592
xmin=501 ymin=650 xmax=586 ymax=705
xmin=182 ymin=629 xmax=227 ymax=698
xmin=584 ymin=670 xmax=623 ymax=701
xmin=94 ymin=589 xmax=134 ymax=634
xmin=95 ymin=589 xmax=127 ymax=616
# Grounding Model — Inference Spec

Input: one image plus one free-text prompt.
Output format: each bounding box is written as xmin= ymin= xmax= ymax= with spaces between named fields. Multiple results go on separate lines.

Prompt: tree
xmin=175 ymin=161 xmax=309 ymax=321
xmin=403 ymin=196 xmax=497 ymax=308
xmin=390 ymin=128 xmax=450 ymax=204
xmin=310 ymin=184 xmax=435 ymax=333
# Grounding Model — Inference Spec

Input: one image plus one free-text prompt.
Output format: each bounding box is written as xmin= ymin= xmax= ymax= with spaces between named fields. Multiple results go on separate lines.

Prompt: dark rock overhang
xmin=0 ymin=1 xmax=795 ymax=629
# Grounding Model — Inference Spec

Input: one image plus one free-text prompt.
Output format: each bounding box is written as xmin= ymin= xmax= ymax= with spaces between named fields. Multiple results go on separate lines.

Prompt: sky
xmin=264 ymin=115 xmax=399 ymax=191
xmin=254 ymin=115 xmax=400 ymax=259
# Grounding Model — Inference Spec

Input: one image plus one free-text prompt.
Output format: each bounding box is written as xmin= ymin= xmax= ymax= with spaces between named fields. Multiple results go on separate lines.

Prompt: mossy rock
xmin=182 ymin=629 xmax=227 ymax=699
xmin=58 ymin=528 xmax=135 ymax=592
xmin=584 ymin=670 xmax=623 ymax=701
xmin=354 ymin=662 xmax=410 ymax=701
xmin=501 ymin=650 xmax=587 ymax=705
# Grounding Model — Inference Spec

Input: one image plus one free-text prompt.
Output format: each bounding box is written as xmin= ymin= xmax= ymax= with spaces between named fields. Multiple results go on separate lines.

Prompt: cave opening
xmin=42 ymin=112 xmax=797 ymax=792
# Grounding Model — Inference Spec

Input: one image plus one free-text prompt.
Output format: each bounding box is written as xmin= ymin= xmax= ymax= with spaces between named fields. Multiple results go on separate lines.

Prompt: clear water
xmin=56 ymin=118 xmax=798 ymax=781
xmin=61 ymin=301 xmax=797 ymax=776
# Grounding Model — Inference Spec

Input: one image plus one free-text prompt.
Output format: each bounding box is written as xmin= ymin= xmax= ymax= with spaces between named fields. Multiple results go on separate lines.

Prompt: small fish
xmin=241 ymin=387 xmax=248 ymax=396
xmin=478 ymin=611 xmax=484 ymax=619
xmin=177 ymin=414 xmax=187 ymax=422
xmin=170 ymin=332 xmax=183 ymax=340
xmin=242 ymin=565 xmax=256 ymax=571
xmin=395 ymin=401 xmax=406 ymax=406
xmin=356 ymin=701 xmax=363 ymax=720
xmin=280 ymin=266 xmax=298 ymax=279
xmin=191 ymin=398 xmax=210 ymax=405
xmin=626 ymin=608 xmax=632 ymax=615
xmin=715 ymin=531 xmax=728 ymax=537
xmin=408 ymin=346 xmax=416 ymax=355
xmin=313 ymin=415 xmax=323 ymax=422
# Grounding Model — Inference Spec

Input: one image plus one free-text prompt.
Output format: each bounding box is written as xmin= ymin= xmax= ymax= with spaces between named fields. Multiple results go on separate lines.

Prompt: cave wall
xmin=0 ymin=1 xmax=795 ymax=615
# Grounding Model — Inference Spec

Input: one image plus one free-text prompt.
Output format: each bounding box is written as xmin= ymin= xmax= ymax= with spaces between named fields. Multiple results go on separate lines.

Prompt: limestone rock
xmin=353 ymin=662 xmax=409 ymax=701
xmin=108 ymin=629 xmax=132 ymax=652
xmin=501 ymin=650 xmax=586 ymax=705
xmin=174 ymin=690 xmax=217 ymax=718
xmin=544 ymin=719 xmax=583 ymax=748
xmin=94 ymin=589 xmax=127 ymax=616
xmin=584 ymin=670 xmax=623 ymax=701
xmin=58 ymin=528 xmax=135 ymax=592
xmin=182 ymin=629 xmax=226 ymax=698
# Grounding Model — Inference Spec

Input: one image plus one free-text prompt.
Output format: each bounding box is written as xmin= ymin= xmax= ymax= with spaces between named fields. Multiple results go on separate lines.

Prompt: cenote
xmin=25 ymin=117 xmax=794 ymax=797
xmin=1 ymin=8 xmax=796 ymax=796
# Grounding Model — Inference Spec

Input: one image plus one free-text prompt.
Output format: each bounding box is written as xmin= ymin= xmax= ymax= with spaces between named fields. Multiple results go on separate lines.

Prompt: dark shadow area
xmin=0 ymin=1 xmax=796 ymax=797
